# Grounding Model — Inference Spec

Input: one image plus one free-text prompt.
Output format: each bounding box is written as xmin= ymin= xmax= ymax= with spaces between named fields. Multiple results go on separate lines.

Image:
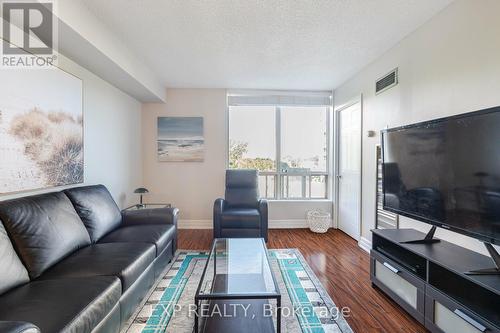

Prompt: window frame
xmin=227 ymin=104 xmax=331 ymax=201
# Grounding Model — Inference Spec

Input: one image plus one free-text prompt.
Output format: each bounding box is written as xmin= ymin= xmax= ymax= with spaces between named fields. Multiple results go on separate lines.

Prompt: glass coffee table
xmin=194 ymin=238 xmax=281 ymax=333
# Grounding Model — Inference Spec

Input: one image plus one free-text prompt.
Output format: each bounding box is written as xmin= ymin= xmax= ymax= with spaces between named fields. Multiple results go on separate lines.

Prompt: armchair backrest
xmin=225 ymin=169 xmax=259 ymax=208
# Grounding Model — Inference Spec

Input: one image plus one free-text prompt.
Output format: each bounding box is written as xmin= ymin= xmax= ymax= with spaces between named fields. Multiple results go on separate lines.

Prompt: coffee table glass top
xmin=197 ymin=238 xmax=279 ymax=297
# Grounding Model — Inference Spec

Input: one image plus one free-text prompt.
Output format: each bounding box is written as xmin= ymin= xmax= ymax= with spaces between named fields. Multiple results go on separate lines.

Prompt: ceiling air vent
xmin=376 ymin=68 xmax=398 ymax=95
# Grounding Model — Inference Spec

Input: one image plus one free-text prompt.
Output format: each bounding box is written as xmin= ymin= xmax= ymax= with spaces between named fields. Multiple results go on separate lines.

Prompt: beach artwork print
xmin=157 ymin=117 xmax=204 ymax=162
xmin=0 ymin=67 xmax=83 ymax=194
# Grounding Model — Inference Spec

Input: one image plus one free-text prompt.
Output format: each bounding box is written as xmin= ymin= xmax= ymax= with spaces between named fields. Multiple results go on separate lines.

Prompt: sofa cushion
xmin=39 ymin=243 xmax=155 ymax=292
xmin=99 ymin=224 xmax=175 ymax=256
xmin=0 ymin=321 xmax=40 ymax=333
xmin=0 ymin=221 xmax=30 ymax=296
xmin=0 ymin=192 xmax=91 ymax=279
xmin=0 ymin=276 xmax=120 ymax=333
xmin=221 ymin=208 xmax=261 ymax=229
xmin=64 ymin=185 xmax=122 ymax=243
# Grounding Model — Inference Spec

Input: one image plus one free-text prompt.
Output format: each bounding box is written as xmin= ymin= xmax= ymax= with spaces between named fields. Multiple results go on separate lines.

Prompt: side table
xmin=123 ymin=203 xmax=172 ymax=211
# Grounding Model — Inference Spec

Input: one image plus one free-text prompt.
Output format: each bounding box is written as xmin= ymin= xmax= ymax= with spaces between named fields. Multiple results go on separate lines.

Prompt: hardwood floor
xmin=178 ymin=228 xmax=427 ymax=333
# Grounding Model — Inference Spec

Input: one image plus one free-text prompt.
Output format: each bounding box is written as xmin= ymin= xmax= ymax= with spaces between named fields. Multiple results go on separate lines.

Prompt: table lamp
xmin=134 ymin=187 xmax=149 ymax=208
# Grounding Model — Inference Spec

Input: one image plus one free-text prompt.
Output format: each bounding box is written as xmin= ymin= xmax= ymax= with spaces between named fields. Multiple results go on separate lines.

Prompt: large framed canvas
xmin=0 ymin=68 xmax=83 ymax=194
xmin=157 ymin=117 xmax=204 ymax=162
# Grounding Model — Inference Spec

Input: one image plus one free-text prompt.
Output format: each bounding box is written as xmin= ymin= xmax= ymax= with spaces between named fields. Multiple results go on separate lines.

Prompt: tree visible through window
xmin=229 ymin=141 xmax=275 ymax=170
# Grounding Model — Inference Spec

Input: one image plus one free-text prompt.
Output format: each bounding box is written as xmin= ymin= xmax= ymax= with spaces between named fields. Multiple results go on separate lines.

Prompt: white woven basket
xmin=307 ymin=210 xmax=331 ymax=233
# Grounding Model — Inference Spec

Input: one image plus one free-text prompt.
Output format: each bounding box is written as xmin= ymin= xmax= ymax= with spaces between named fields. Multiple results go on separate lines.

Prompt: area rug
xmin=124 ymin=249 xmax=353 ymax=333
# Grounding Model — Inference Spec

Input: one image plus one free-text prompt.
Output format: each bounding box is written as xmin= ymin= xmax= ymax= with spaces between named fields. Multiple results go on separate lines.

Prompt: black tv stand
xmin=370 ymin=229 xmax=500 ymax=332
xmin=466 ymin=243 xmax=500 ymax=276
xmin=400 ymin=225 xmax=441 ymax=244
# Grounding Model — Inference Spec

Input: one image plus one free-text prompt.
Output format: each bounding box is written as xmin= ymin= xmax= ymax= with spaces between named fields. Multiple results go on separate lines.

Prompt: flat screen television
xmin=382 ymin=106 xmax=500 ymax=246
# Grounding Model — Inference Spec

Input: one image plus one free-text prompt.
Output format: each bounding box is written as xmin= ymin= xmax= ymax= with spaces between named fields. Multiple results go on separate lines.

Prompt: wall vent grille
xmin=376 ymin=68 xmax=398 ymax=95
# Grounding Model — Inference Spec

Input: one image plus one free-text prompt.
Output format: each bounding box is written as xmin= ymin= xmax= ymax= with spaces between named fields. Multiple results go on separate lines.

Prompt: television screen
xmin=382 ymin=107 xmax=500 ymax=245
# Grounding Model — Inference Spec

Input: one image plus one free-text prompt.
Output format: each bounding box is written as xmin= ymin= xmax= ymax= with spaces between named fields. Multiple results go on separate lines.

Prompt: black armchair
xmin=214 ymin=169 xmax=268 ymax=242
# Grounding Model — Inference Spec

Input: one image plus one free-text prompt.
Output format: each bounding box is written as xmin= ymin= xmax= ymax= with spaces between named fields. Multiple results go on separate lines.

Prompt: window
xmin=229 ymin=106 xmax=277 ymax=198
xmin=228 ymin=92 xmax=331 ymax=200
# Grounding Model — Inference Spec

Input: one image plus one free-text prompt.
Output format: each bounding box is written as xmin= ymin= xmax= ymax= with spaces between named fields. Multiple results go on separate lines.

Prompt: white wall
xmin=63 ymin=55 xmax=143 ymax=208
xmin=142 ymin=88 xmax=333 ymax=228
xmin=334 ymin=0 xmax=500 ymax=255
xmin=142 ymin=89 xmax=226 ymax=227
xmin=0 ymin=54 xmax=143 ymax=208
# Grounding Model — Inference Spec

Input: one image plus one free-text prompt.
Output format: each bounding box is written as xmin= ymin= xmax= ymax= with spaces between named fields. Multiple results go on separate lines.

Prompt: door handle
xmin=453 ymin=309 xmax=487 ymax=332
xmin=383 ymin=262 xmax=400 ymax=274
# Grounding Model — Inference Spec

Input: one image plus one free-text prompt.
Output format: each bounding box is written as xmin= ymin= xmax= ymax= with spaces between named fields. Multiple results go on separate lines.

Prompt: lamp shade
xmin=134 ymin=187 xmax=149 ymax=194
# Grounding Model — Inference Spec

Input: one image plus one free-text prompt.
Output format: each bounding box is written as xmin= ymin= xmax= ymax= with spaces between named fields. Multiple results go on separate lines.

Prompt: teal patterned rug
xmin=124 ymin=249 xmax=353 ymax=333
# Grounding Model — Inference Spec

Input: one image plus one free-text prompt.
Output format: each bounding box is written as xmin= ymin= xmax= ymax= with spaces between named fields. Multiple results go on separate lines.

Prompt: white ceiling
xmin=81 ymin=0 xmax=454 ymax=90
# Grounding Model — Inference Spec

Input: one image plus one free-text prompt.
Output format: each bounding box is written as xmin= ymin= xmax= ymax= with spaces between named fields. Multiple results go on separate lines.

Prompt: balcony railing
xmin=258 ymin=172 xmax=328 ymax=200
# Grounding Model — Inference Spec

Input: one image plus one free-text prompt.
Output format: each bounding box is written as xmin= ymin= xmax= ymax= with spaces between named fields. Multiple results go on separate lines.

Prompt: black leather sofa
xmin=0 ymin=185 xmax=178 ymax=333
xmin=214 ymin=169 xmax=268 ymax=242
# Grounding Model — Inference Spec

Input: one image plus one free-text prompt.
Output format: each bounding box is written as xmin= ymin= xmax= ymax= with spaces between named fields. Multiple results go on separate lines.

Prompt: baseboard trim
xmin=178 ymin=220 xmax=212 ymax=229
xmin=358 ymin=236 xmax=372 ymax=253
xmin=178 ymin=219 xmax=331 ymax=230
xmin=269 ymin=219 xmax=308 ymax=229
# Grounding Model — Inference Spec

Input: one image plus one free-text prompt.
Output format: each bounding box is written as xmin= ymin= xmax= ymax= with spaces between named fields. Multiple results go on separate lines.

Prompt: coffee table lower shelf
xmin=196 ymin=299 xmax=278 ymax=333
xmin=194 ymin=239 xmax=282 ymax=333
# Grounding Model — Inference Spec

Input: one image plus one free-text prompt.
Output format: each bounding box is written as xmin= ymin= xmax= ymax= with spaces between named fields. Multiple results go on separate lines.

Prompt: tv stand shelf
xmin=371 ymin=229 xmax=500 ymax=333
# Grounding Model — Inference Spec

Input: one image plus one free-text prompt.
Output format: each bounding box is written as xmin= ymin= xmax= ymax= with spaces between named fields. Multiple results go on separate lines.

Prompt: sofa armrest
xmin=0 ymin=321 xmax=40 ymax=333
xmin=213 ymin=198 xmax=226 ymax=239
xmin=121 ymin=207 xmax=179 ymax=227
xmin=258 ymin=199 xmax=269 ymax=242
